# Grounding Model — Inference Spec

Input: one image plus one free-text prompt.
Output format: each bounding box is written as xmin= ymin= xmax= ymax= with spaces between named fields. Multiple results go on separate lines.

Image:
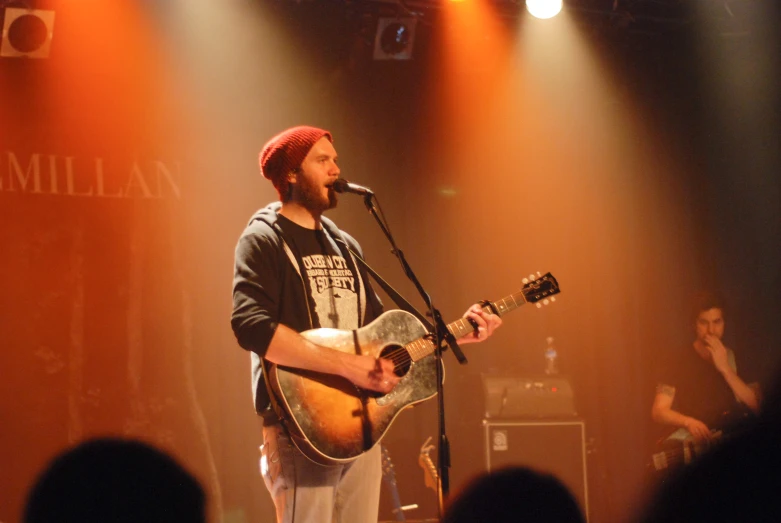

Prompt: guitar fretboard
xmin=404 ymin=291 xmax=528 ymax=362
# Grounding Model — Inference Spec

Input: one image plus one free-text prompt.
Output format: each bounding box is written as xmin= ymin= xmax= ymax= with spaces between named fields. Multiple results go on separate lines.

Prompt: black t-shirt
xmin=233 ymin=204 xmax=384 ymax=416
xmin=275 ymin=214 xmax=361 ymax=330
xmin=657 ymin=346 xmax=743 ymax=430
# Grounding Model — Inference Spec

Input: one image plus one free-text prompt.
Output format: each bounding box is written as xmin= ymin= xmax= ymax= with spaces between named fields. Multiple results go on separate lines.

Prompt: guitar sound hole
xmin=379 ymin=345 xmax=412 ymax=377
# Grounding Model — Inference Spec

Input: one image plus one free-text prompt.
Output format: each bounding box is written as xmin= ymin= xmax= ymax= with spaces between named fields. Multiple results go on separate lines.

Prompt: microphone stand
xmin=360 ymin=192 xmax=467 ymax=518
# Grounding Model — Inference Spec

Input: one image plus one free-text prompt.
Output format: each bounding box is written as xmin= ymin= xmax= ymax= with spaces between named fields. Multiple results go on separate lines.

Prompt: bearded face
xmin=289 ymin=137 xmax=340 ymax=213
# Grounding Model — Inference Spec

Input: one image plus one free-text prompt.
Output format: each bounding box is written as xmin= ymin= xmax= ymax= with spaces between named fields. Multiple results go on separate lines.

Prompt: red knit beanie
xmin=259 ymin=125 xmax=333 ymax=198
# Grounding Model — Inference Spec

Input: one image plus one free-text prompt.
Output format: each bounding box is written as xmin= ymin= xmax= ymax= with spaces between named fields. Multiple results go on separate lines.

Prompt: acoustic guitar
xmin=266 ymin=272 xmax=560 ymax=465
xmin=418 ymin=436 xmax=439 ymax=493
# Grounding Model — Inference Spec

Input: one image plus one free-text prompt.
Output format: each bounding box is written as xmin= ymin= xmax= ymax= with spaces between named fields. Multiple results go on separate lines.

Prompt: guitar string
xmin=380 ymin=308 xmax=506 ymax=370
xmin=375 ymin=283 xmax=557 ymax=371
xmin=653 ymin=447 xmax=697 ymax=469
xmin=381 ymin=308 xmax=504 ymax=367
xmin=652 ymin=437 xmax=721 ymax=468
xmin=659 ymin=439 xmax=719 ymax=460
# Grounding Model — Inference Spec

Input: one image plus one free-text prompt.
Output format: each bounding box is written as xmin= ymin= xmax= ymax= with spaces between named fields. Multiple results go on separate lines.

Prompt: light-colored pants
xmin=260 ymin=423 xmax=382 ymax=523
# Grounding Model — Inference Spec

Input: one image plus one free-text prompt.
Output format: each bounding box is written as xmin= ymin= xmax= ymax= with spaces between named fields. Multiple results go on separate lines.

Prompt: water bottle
xmin=544 ymin=336 xmax=559 ymax=375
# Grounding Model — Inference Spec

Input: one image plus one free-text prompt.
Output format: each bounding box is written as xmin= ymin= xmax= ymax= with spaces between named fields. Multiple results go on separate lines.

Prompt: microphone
xmin=332 ymin=178 xmax=374 ymax=197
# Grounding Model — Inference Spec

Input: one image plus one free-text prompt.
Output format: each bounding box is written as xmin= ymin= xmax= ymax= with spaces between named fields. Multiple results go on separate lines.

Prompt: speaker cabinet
xmin=484 ymin=419 xmax=589 ymax=521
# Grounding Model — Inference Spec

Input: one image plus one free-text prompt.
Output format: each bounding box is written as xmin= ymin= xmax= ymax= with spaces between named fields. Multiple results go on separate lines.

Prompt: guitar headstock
xmin=521 ymin=272 xmax=560 ymax=308
xmin=418 ymin=437 xmax=438 ymax=492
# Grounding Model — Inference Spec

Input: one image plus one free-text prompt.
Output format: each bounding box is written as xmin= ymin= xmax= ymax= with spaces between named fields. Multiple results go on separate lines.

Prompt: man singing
xmin=231 ymin=125 xmax=502 ymax=523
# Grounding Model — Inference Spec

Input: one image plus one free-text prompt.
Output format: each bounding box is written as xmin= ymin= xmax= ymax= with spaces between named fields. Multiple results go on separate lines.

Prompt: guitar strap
xmin=259 ymin=217 xmax=375 ymax=427
xmin=332 ymin=238 xmax=436 ymax=334
xmin=260 ymin=216 xmax=436 ymax=428
xmin=259 ymin=358 xmax=286 ymax=424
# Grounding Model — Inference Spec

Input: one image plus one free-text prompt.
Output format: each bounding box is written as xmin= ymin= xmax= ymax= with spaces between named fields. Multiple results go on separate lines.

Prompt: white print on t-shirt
xmin=301 ymin=254 xmax=358 ymax=329
xmin=302 ymin=254 xmax=356 ymax=294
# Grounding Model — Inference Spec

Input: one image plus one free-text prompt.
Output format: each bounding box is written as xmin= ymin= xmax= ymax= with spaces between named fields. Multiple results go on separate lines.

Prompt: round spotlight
xmin=526 ymin=0 xmax=563 ymax=19
xmin=380 ymin=22 xmax=412 ymax=56
xmin=374 ymin=17 xmax=417 ymax=60
xmin=8 ymin=14 xmax=49 ymax=53
xmin=1 ymin=8 xmax=56 ymax=58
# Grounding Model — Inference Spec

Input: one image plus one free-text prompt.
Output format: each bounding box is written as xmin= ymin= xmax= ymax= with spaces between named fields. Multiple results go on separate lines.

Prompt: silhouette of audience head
xmin=443 ymin=466 xmax=585 ymax=523
xmin=24 ymin=437 xmax=205 ymax=523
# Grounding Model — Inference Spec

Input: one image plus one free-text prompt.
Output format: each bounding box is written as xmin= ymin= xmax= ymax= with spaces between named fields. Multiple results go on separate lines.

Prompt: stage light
xmin=526 ymin=0 xmax=562 ymax=20
xmin=1 ymin=7 xmax=55 ymax=58
xmin=373 ymin=17 xmax=417 ymax=60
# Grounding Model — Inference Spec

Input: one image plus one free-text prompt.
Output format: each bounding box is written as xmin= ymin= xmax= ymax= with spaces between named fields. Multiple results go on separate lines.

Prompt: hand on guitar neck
xmin=457 ymin=303 xmax=503 ymax=345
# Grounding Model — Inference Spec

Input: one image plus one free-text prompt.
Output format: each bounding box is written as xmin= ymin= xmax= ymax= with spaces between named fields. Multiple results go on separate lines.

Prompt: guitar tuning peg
xmin=550 ymin=296 xmax=556 ymax=302
xmin=543 ymin=299 xmax=549 ymax=305
xmin=528 ymin=274 xmax=534 ymax=280
xmin=522 ymin=278 xmax=529 ymax=284
xmin=536 ymin=302 xmax=542 ymax=308
xmin=537 ymin=271 xmax=541 ymax=277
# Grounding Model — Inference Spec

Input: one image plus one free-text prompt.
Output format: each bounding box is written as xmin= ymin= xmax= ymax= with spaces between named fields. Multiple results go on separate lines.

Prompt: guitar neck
xmin=381 ymin=446 xmax=406 ymax=521
xmin=405 ymin=292 xmax=526 ymax=362
xmin=418 ymin=449 xmax=439 ymax=492
xmin=449 ymin=292 xmax=527 ymax=338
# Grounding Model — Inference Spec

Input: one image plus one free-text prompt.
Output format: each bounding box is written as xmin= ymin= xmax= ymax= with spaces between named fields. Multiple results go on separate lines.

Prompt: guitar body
xmin=264 ymin=273 xmax=560 ymax=466
xmin=267 ymin=310 xmax=440 ymax=465
xmin=649 ymin=407 xmax=755 ymax=474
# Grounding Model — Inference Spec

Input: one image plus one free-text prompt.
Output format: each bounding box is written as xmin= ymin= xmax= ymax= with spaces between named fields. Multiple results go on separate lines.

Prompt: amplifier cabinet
xmin=483 ymin=419 xmax=589 ymax=521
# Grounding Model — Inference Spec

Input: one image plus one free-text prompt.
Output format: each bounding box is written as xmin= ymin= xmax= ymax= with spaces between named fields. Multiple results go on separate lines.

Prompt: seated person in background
xmin=651 ymin=291 xmax=759 ymax=448
xmin=24 ymin=437 xmax=205 ymax=523
xmin=443 ymin=466 xmax=585 ymax=523
xmin=640 ymin=365 xmax=781 ymax=523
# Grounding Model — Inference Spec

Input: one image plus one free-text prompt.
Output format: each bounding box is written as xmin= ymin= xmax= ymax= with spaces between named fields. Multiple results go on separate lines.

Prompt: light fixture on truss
xmin=1 ymin=6 xmax=55 ymax=58
xmin=373 ymin=16 xmax=418 ymax=60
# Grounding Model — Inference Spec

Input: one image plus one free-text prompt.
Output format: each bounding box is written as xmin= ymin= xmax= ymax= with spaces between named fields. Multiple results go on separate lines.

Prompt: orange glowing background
xmin=1 ymin=1 xmax=779 ymax=523
xmin=406 ymin=5 xmax=707 ymax=518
